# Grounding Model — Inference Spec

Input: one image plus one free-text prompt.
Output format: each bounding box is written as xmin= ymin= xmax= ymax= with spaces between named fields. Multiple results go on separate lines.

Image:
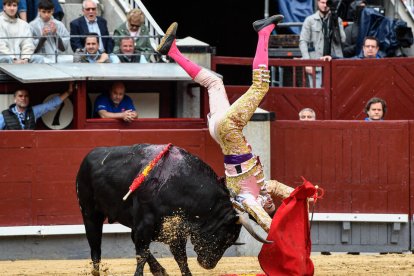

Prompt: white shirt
xmin=84 ymin=17 xmax=104 ymax=52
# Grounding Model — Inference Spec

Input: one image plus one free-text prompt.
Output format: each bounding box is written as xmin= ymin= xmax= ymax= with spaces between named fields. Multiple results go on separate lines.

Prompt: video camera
xmin=325 ymin=0 xmax=345 ymax=46
xmin=326 ymin=0 xmax=343 ymax=13
xmin=326 ymin=0 xmax=348 ymax=21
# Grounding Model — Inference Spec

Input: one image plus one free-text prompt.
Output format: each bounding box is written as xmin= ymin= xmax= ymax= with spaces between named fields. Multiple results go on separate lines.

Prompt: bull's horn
xmin=233 ymin=242 xmax=246 ymax=245
xmin=236 ymin=210 xmax=272 ymax=244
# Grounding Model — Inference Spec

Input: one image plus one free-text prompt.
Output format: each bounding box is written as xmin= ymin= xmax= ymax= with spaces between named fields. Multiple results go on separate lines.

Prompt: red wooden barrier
xmin=1 ymin=120 xmax=412 ymax=227
xmin=2 ymin=57 xmax=414 ymax=228
xmin=270 ymin=120 xmax=410 ymax=214
xmin=331 ymin=58 xmax=414 ymax=120
xmin=0 ymin=130 xmax=223 ymax=226
xmin=212 ymin=56 xmax=414 ymax=121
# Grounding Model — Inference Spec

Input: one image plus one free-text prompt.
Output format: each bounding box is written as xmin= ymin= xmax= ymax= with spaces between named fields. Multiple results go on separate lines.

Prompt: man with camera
xmin=299 ymin=0 xmax=346 ymax=87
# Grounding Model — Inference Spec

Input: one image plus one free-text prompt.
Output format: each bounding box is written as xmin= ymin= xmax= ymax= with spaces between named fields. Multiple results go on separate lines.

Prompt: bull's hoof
xmin=152 ymin=270 xmax=169 ymax=276
xmin=91 ymin=261 xmax=100 ymax=276
xmin=150 ymin=266 xmax=169 ymax=276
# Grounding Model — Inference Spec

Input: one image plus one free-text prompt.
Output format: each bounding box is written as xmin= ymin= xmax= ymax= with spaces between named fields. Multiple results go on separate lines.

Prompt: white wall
xmin=0 ymin=95 xmax=14 ymax=111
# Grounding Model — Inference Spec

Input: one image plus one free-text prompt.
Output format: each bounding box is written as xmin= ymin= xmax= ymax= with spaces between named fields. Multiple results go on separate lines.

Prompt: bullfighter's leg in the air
xmin=157 ymin=16 xmax=294 ymax=233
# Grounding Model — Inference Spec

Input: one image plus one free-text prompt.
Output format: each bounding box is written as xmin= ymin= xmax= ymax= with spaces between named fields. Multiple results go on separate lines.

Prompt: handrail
xmin=211 ymin=55 xmax=330 ymax=89
xmin=390 ymin=0 xmax=414 ymax=23
xmin=400 ymin=0 xmax=414 ymax=21
xmin=0 ymin=34 xmax=161 ymax=62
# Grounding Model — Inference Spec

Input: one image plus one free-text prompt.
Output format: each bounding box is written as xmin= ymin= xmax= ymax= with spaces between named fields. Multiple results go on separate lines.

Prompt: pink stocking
xmin=252 ymin=24 xmax=275 ymax=70
xmin=168 ymin=40 xmax=202 ymax=79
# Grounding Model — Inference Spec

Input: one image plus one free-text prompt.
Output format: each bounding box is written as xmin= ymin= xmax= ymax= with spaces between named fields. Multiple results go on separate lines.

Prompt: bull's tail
xmin=123 ymin=143 xmax=172 ymax=200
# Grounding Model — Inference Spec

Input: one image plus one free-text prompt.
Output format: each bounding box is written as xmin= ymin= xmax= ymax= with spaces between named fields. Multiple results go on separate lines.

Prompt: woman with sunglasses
xmin=113 ymin=8 xmax=153 ymax=62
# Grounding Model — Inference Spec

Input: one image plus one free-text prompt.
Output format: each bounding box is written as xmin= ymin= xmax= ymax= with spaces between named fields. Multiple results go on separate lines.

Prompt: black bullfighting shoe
xmin=157 ymin=22 xmax=178 ymax=55
xmin=252 ymin=14 xmax=284 ymax=32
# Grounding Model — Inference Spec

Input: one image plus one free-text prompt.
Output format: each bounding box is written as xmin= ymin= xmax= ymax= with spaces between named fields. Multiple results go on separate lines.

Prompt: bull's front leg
xmin=132 ymin=220 xmax=157 ymax=276
xmin=134 ymin=248 xmax=150 ymax=276
xmin=169 ymin=237 xmax=191 ymax=276
xmin=133 ymin=243 xmax=169 ymax=276
xmin=147 ymin=253 xmax=169 ymax=276
xmin=131 ymin=229 xmax=168 ymax=276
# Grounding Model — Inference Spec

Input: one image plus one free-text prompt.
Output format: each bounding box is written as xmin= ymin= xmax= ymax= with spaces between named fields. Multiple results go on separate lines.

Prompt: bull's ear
xmin=217 ymin=175 xmax=226 ymax=186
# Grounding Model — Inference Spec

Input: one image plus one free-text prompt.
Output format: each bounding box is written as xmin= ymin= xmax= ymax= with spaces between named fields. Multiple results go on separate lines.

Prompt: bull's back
xmin=76 ymin=143 xmax=230 ymax=224
xmin=76 ymin=144 xmax=152 ymax=204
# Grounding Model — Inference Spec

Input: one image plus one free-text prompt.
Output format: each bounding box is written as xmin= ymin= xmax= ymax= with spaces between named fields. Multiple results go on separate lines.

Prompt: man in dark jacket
xmin=357 ymin=36 xmax=381 ymax=58
xmin=69 ymin=0 xmax=113 ymax=53
xmin=0 ymin=83 xmax=73 ymax=130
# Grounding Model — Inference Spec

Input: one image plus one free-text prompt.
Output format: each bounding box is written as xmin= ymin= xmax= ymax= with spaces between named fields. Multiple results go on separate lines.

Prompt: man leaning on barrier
xmin=0 ymin=0 xmax=44 ymax=64
xmin=0 ymin=82 xmax=73 ymax=130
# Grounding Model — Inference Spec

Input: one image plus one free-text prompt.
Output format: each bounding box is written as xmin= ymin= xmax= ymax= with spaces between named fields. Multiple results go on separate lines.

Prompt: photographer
xmin=299 ymin=0 xmax=346 ymax=87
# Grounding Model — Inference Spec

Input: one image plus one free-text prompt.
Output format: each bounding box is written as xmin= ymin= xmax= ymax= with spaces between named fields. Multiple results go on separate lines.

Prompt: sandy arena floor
xmin=1 ymin=254 xmax=414 ymax=275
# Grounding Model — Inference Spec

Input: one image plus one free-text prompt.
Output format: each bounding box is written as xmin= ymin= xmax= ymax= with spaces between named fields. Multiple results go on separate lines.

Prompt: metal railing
xmin=0 ymin=34 xmax=162 ymax=63
xmin=400 ymin=0 xmax=414 ymax=19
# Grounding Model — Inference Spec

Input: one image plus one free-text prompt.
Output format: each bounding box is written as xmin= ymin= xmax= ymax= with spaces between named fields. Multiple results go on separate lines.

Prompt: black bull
xmin=76 ymin=144 xmax=262 ymax=276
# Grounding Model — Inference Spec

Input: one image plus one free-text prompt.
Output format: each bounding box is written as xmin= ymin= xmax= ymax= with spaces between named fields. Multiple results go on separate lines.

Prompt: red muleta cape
xmin=258 ymin=178 xmax=317 ymax=276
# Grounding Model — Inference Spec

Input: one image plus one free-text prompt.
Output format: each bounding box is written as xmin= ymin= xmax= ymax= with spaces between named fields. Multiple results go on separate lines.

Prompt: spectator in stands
xmin=299 ymin=108 xmax=316 ymax=120
xmin=94 ymin=82 xmax=138 ymax=122
xmin=343 ymin=0 xmax=366 ymax=58
xmin=30 ymin=0 xmax=70 ymax=63
xmin=0 ymin=0 xmax=44 ymax=64
xmin=0 ymin=0 xmax=27 ymax=21
xmin=364 ymin=97 xmax=386 ymax=121
xmin=114 ymin=37 xmax=143 ymax=63
xmin=323 ymin=36 xmax=381 ymax=61
xmin=73 ymin=32 xmax=119 ymax=63
xmin=299 ymin=0 xmax=346 ymax=88
xmin=0 ymin=82 xmax=73 ymax=130
xmin=27 ymin=0 xmax=64 ymax=22
xmin=70 ymin=0 xmax=113 ymax=53
xmin=357 ymin=36 xmax=381 ymax=59
xmin=113 ymin=8 xmax=153 ymax=62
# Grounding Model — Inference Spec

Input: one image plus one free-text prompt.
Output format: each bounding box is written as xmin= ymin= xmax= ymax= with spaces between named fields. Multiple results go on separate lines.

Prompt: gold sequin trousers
xmin=216 ymin=65 xmax=273 ymax=232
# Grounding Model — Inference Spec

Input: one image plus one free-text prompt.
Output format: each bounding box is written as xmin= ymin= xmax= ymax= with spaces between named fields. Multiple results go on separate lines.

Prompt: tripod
xmin=328 ymin=0 xmax=344 ymax=54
